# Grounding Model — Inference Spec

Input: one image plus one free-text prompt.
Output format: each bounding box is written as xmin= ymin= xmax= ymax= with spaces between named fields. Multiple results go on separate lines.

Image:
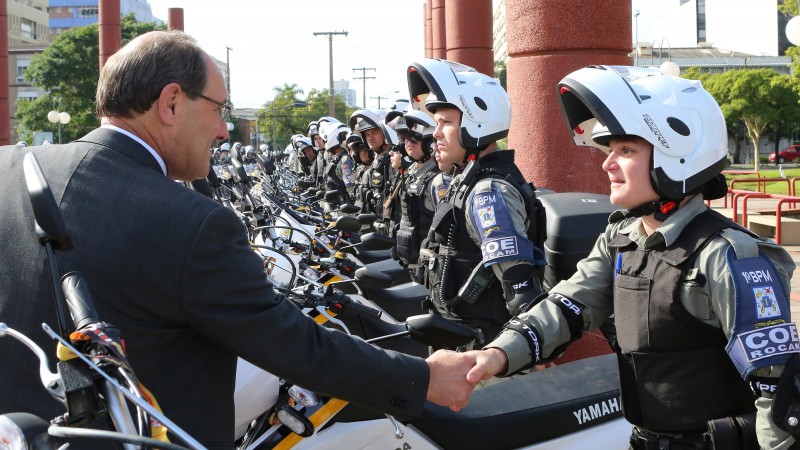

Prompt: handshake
xmin=424 ymin=348 xmax=510 ymax=411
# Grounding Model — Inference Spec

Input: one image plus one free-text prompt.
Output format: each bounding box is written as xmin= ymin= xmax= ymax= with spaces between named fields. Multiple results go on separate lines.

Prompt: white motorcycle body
xmin=235 ymin=353 xmax=632 ymax=449
xmin=291 ymin=417 xmax=630 ymax=450
xmin=234 ymin=358 xmax=280 ymax=439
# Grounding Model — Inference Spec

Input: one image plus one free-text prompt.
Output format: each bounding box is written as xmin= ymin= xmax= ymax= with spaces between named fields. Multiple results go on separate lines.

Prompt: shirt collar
xmin=618 ymin=196 xmax=708 ymax=249
xmin=101 ymin=124 xmax=167 ymax=176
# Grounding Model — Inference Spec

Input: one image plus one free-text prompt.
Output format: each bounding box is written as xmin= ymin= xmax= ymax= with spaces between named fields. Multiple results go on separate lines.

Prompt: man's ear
xmin=157 ymin=82 xmax=182 ymax=124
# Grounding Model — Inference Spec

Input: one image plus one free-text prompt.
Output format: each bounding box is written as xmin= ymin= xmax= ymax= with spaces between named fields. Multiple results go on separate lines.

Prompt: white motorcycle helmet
xmin=403 ymin=109 xmax=437 ymax=160
xmin=220 ymin=142 xmax=231 ymax=151
xmin=407 ymin=58 xmax=511 ymax=153
xmin=324 ymin=123 xmax=351 ymax=152
xmin=385 ymin=98 xmax=411 ymax=133
xmin=319 ymin=120 xmax=344 ymax=144
xmin=557 ymin=65 xmax=728 ymax=205
xmin=349 ymin=108 xmax=385 ymax=134
xmin=348 ymin=108 xmax=397 ymax=147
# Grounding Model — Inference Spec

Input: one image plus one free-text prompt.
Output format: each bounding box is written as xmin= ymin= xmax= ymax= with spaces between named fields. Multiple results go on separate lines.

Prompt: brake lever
xmin=315 ymin=306 xmax=351 ymax=335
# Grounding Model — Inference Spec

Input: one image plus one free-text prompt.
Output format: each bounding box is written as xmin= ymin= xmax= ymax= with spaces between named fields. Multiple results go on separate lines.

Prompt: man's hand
xmin=465 ymin=348 xmax=509 ymax=385
xmin=425 ymin=350 xmax=477 ymax=411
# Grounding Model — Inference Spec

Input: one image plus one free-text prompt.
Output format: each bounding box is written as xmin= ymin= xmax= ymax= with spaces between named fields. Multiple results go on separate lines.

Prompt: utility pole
xmin=313 ymin=30 xmax=348 ymax=117
xmin=352 ymin=67 xmax=376 ymax=108
xmin=225 ymin=45 xmax=233 ymax=98
xmin=370 ymin=95 xmax=388 ymax=109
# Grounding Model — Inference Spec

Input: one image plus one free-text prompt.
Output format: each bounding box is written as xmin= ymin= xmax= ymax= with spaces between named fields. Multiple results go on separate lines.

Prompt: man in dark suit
xmin=0 ymin=31 xmax=476 ymax=448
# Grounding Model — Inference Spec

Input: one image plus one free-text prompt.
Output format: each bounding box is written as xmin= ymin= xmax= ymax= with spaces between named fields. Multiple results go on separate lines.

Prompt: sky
xmin=146 ymin=0 xmax=428 ymax=110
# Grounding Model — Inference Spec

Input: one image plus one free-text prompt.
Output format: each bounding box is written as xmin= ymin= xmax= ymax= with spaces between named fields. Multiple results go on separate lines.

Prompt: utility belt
xmin=630 ymin=428 xmax=708 ymax=450
xmin=629 ymin=411 xmax=757 ymax=450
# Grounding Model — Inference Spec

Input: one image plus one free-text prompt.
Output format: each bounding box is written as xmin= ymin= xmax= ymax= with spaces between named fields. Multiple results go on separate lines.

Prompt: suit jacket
xmin=0 ymin=128 xmax=429 ymax=448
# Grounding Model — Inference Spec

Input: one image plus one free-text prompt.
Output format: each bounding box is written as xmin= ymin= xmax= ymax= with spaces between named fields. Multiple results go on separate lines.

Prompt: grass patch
xmin=724 ymin=168 xmax=800 ymax=195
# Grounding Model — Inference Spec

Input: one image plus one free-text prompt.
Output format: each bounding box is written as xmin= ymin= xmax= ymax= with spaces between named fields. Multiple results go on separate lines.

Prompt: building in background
xmin=9 ymin=0 xmax=49 ymax=44
xmin=48 ymin=0 xmax=161 ymax=39
xmin=648 ymin=0 xmax=789 ymax=57
xmin=7 ymin=0 xmax=50 ymax=142
xmin=493 ymin=0 xmax=507 ymax=64
xmin=333 ymin=79 xmax=356 ymax=108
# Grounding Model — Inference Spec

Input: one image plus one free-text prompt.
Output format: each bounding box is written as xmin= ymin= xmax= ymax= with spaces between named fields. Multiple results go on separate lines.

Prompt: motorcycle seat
xmin=363 ymin=282 xmax=428 ymax=322
xmin=411 ymin=354 xmax=623 ymax=450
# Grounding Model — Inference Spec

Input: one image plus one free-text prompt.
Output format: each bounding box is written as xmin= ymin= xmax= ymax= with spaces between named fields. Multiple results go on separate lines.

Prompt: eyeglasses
xmin=197 ymin=93 xmax=233 ymax=119
xmin=399 ymin=132 xmax=421 ymax=144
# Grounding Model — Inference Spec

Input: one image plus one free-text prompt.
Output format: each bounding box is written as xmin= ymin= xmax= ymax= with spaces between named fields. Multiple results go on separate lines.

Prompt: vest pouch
xmin=622 ymin=348 xmax=756 ymax=431
xmin=613 ymin=273 xmax=652 ymax=353
xmin=395 ymin=225 xmax=419 ymax=263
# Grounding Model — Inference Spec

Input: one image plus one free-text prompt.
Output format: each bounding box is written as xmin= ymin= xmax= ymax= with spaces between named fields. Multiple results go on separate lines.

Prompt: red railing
xmin=725 ymin=189 xmax=800 ymax=244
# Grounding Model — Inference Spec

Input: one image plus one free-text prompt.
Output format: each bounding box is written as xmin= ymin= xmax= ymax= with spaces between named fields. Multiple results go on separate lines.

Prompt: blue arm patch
xmin=470 ymin=189 xmax=534 ymax=266
xmin=725 ymin=247 xmax=798 ymax=379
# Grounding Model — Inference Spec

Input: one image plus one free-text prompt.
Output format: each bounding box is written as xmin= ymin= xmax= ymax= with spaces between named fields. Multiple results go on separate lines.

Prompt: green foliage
xmin=16 ymin=15 xmax=165 ymax=143
xmin=779 ymin=0 xmax=798 ymax=17
xmin=255 ymin=85 xmax=358 ymax=150
xmin=495 ymin=60 xmax=507 ymax=90
xmin=702 ymin=68 xmax=800 ymax=172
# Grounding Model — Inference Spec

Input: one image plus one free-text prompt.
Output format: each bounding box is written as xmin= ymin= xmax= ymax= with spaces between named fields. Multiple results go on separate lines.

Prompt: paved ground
xmin=707 ymin=197 xmax=800 ymax=318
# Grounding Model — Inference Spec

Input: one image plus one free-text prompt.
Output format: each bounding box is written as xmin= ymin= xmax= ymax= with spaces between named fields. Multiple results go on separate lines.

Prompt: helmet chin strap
xmin=623 ymin=197 xmax=684 ymax=222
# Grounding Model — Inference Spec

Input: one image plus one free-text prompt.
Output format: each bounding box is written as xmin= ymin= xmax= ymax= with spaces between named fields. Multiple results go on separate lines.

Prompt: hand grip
xmin=61 ymin=271 xmax=99 ymax=330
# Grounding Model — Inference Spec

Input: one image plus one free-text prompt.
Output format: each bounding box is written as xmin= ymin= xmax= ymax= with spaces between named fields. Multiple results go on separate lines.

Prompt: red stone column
xmin=0 ymin=0 xmax=8 ymax=145
xmin=507 ymin=0 xmax=631 ymax=194
xmin=445 ymin=0 xmax=493 ymax=76
xmin=98 ymin=0 xmax=121 ymax=71
xmin=506 ymin=0 xmax=632 ymax=363
xmin=424 ymin=2 xmax=432 ymax=58
xmin=168 ymin=8 xmax=184 ymax=32
xmin=431 ymin=0 xmax=446 ymax=59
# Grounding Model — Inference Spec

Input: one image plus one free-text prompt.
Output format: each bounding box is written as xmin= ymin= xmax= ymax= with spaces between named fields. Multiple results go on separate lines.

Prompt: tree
xmin=779 ymin=0 xmax=798 ymax=17
xmin=494 ymin=60 xmax=507 ymax=90
xmin=704 ymin=69 xmax=787 ymax=171
xmin=15 ymin=15 xmax=165 ymax=144
xmin=255 ymin=86 xmax=358 ymax=151
xmin=766 ymin=74 xmax=800 ymax=153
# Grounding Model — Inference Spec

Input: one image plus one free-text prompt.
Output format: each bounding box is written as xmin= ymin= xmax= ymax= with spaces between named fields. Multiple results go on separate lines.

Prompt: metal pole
xmin=313 ymin=31 xmax=348 ymax=117
xmin=634 ymin=10 xmax=639 ymax=67
xmin=352 ymin=67 xmax=376 ymax=108
xmin=327 ymin=35 xmax=334 ymax=115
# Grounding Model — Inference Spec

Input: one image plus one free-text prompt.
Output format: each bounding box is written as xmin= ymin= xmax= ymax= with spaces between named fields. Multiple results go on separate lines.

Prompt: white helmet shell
xmin=324 ymin=124 xmax=352 ymax=151
xmin=220 ymin=142 xmax=231 ymax=151
xmin=403 ymin=109 xmax=436 ymax=138
xmin=557 ymin=65 xmax=728 ymax=200
xmin=407 ymin=58 xmax=510 ymax=152
xmin=349 ymin=108 xmax=386 ymax=133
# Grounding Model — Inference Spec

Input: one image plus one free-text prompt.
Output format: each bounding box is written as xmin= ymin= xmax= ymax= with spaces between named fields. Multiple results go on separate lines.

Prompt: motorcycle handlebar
xmin=327 ymin=290 xmax=382 ymax=320
xmin=60 ymin=272 xmax=99 ymax=330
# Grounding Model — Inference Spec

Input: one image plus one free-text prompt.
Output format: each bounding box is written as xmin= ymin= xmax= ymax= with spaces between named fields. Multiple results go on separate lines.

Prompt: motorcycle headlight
xmin=0 ymin=415 xmax=26 ymax=450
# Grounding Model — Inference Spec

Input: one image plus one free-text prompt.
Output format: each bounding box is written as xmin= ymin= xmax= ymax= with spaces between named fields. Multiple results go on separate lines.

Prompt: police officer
xmin=465 ymin=65 xmax=798 ymax=450
xmin=219 ymin=142 xmax=232 ymax=164
xmin=393 ymin=109 xmax=448 ymax=270
xmin=408 ymin=59 xmax=545 ymax=346
xmin=293 ymin=135 xmax=317 ymax=178
xmin=321 ymin=122 xmax=356 ymax=206
xmin=349 ymin=108 xmax=398 ymax=235
xmin=347 ymin=132 xmax=374 ymax=214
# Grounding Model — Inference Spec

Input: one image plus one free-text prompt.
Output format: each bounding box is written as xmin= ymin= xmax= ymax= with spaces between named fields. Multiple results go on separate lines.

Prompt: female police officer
xmin=466 ymin=65 xmax=797 ymax=449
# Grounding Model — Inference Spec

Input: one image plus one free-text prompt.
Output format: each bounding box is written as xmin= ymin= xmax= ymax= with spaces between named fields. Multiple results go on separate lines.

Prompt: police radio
xmin=454 ymin=263 xmax=494 ymax=305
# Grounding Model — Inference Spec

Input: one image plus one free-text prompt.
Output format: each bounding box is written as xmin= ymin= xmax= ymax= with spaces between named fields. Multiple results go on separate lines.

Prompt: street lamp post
xmin=47 ymin=98 xmax=70 ymax=144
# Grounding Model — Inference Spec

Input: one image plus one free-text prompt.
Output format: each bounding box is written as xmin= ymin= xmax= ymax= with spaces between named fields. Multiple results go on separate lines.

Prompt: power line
xmin=313 ymin=31 xmax=348 ymax=117
xmin=352 ymin=67 xmax=376 ymax=109
xmin=370 ymin=95 xmax=389 ymax=109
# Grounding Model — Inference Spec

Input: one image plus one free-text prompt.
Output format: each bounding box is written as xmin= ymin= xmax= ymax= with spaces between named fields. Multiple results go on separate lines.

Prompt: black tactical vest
xmin=324 ymin=151 xmax=350 ymax=203
xmin=420 ymin=150 xmax=538 ymax=341
xmin=609 ymin=210 xmax=757 ymax=432
xmin=396 ymin=158 xmax=439 ymax=264
xmin=363 ymin=150 xmax=391 ymax=220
